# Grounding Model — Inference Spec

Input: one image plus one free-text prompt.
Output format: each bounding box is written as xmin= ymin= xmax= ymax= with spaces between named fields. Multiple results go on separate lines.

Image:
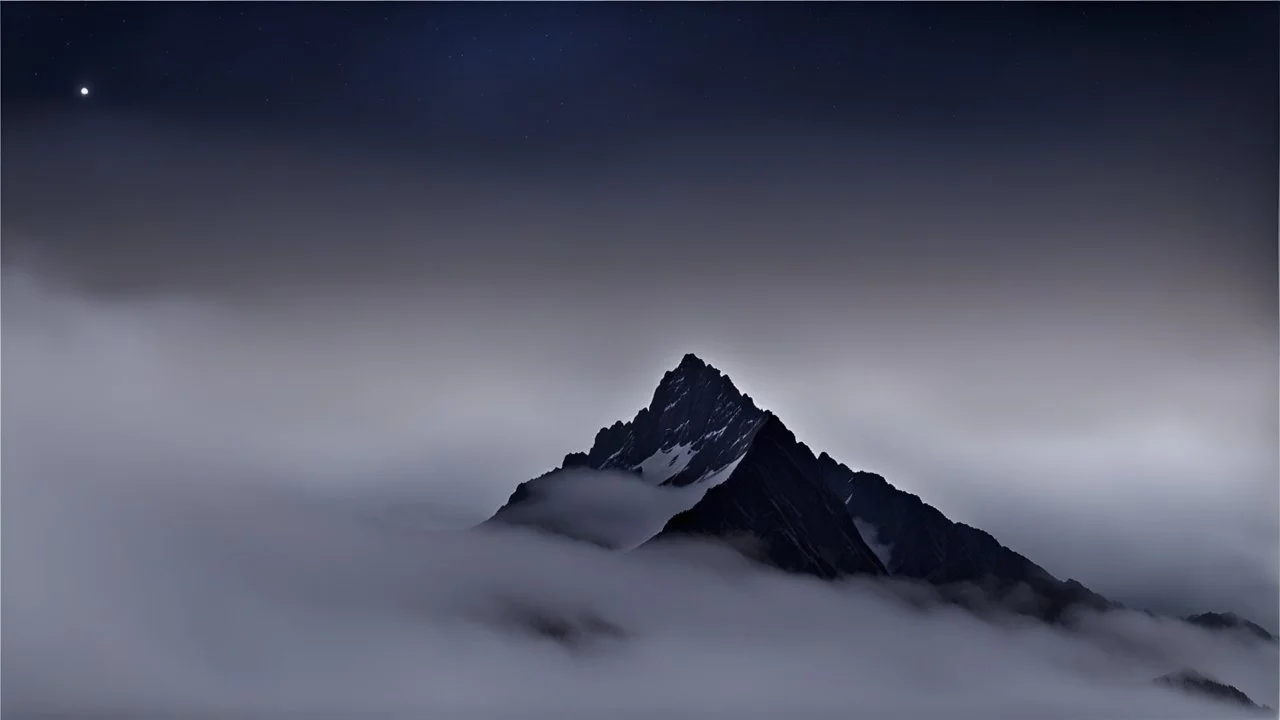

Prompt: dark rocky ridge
xmin=485 ymin=352 xmax=1272 ymax=636
xmin=561 ymin=353 xmax=769 ymax=487
xmin=488 ymin=354 xmax=888 ymax=576
xmin=652 ymin=413 xmax=888 ymax=578
xmin=491 ymin=355 xmax=768 ymax=527
xmin=817 ymin=457 xmax=1113 ymax=623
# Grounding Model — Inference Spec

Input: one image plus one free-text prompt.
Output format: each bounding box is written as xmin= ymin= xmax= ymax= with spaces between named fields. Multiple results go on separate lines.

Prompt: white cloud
xmin=488 ymin=467 xmax=715 ymax=549
xmin=4 ymin=270 xmax=1277 ymax=717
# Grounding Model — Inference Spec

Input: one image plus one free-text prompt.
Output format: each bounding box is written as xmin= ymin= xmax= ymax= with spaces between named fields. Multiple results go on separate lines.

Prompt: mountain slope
xmin=817 ymin=456 xmax=1112 ymax=622
xmin=653 ymin=413 xmax=888 ymax=578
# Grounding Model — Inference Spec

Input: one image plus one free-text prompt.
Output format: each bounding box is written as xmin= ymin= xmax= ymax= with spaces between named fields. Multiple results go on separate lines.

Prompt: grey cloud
xmin=3 ymin=210 xmax=1275 ymax=631
xmin=4 ymin=270 xmax=1278 ymax=716
xmin=3 ymin=106 xmax=1275 ymax=701
xmin=5 ymin=328 xmax=1279 ymax=715
xmin=489 ymin=468 xmax=717 ymax=550
xmin=7 ymin=458 xmax=1279 ymax=716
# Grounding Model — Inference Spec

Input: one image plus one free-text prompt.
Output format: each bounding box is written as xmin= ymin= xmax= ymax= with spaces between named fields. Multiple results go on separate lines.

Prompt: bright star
xmin=79 ymin=86 xmax=89 ymax=96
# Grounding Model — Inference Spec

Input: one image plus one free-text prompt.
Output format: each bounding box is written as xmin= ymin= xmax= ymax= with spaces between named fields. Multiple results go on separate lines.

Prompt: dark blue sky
xmin=4 ymin=2 xmax=1276 ymax=158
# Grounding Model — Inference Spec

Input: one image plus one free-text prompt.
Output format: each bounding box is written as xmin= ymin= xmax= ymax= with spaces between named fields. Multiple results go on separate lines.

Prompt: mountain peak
xmin=488 ymin=353 xmax=772 ymax=537
xmin=523 ymin=353 xmax=767 ymax=488
xmin=657 ymin=352 xmax=723 ymax=390
xmin=677 ymin=352 xmax=708 ymax=370
xmin=649 ymin=352 xmax=754 ymax=415
xmin=655 ymin=351 xmax=737 ymax=399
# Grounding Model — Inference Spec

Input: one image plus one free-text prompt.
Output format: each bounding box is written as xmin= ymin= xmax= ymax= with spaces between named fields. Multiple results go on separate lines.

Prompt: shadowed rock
xmin=651 ymin=413 xmax=887 ymax=579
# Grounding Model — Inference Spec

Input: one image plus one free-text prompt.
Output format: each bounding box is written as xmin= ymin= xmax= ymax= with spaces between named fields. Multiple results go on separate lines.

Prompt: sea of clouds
xmin=4 ymin=270 xmax=1277 ymax=719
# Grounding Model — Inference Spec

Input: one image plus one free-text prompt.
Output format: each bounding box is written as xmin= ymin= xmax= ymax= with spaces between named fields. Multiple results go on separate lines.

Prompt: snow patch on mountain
xmin=634 ymin=442 xmax=695 ymax=484
xmin=662 ymin=390 xmax=689 ymax=412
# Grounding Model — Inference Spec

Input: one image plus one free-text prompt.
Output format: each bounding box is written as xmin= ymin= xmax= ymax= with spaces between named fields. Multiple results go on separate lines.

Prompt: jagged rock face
xmin=488 ymin=354 xmax=888 ymax=579
xmin=487 ymin=354 xmax=769 ymax=542
xmin=653 ymin=415 xmax=888 ymax=579
xmin=815 ymin=454 xmax=1111 ymax=623
xmin=560 ymin=353 xmax=769 ymax=487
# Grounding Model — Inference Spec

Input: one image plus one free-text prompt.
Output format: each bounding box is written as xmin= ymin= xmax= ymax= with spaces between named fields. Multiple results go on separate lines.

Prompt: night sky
xmin=5 ymin=3 xmax=1277 ymax=154
xmin=3 ymin=3 xmax=1278 ymax=628
xmin=4 ymin=2 xmax=1276 ymax=296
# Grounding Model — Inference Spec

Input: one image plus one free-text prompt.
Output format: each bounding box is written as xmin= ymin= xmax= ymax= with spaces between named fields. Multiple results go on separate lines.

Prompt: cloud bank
xmin=4 ymin=270 xmax=1277 ymax=718
xmin=3 ymin=113 xmax=1276 ymax=628
xmin=489 ymin=468 xmax=720 ymax=550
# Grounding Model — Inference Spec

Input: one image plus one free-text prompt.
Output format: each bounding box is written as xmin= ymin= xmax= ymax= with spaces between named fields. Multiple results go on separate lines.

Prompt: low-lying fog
xmin=4 ymin=270 xmax=1277 ymax=718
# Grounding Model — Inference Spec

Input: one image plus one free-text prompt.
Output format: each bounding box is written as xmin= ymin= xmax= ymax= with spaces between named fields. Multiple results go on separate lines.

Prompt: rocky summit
xmin=485 ymin=352 xmax=1271 ymax=637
